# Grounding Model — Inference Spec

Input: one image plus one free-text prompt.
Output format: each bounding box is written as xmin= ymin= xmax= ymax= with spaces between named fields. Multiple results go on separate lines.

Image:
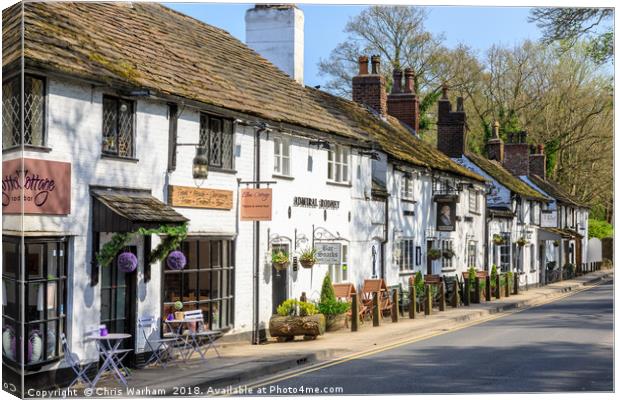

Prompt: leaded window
xmin=2 ymin=75 xmax=45 ymax=149
xmin=199 ymin=114 xmax=234 ymax=170
xmin=102 ymin=95 xmax=135 ymax=158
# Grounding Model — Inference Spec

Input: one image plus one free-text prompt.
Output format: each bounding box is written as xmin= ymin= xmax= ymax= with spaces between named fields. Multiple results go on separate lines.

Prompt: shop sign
xmin=435 ymin=195 xmax=456 ymax=232
xmin=240 ymin=188 xmax=272 ymax=221
xmin=541 ymin=210 xmax=557 ymax=228
xmin=293 ymin=196 xmax=340 ymax=210
xmin=315 ymin=242 xmax=341 ymax=264
xmin=168 ymin=185 xmax=233 ymax=209
xmin=2 ymin=158 xmax=71 ymax=215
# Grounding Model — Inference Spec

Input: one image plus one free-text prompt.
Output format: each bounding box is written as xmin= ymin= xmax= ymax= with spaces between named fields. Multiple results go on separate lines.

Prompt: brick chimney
xmin=436 ymin=85 xmax=466 ymax=158
xmin=486 ymin=121 xmax=504 ymax=162
xmin=529 ymin=144 xmax=546 ymax=179
xmin=387 ymin=67 xmax=419 ymax=132
xmin=352 ymin=55 xmax=387 ymax=116
xmin=503 ymin=131 xmax=530 ymax=176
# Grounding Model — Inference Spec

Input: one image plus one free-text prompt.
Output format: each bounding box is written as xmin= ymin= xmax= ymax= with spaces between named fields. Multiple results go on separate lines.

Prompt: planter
xmin=269 ymin=314 xmax=325 ymax=341
xmin=174 ymin=311 xmax=185 ymax=320
xmin=273 ymin=261 xmax=289 ymax=271
xmin=299 ymin=259 xmax=315 ymax=269
xmin=325 ymin=314 xmax=346 ymax=332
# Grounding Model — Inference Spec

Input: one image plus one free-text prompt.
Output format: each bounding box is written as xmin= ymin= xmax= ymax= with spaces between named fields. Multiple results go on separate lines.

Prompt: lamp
xmin=192 ymin=146 xmax=209 ymax=180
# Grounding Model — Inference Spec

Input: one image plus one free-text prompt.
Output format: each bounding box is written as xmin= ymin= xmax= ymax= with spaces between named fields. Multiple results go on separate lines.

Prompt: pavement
xmin=68 ymin=269 xmax=613 ymax=397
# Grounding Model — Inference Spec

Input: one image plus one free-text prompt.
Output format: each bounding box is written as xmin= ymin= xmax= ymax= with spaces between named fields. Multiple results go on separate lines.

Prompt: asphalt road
xmin=256 ymin=280 xmax=613 ymax=394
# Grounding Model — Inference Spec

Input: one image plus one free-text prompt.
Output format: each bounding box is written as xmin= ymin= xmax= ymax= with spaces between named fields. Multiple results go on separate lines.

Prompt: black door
xmin=100 ymin=246 xmax=137 ymax=366
xmin=271 ymin=244 xmax=289 ymax=314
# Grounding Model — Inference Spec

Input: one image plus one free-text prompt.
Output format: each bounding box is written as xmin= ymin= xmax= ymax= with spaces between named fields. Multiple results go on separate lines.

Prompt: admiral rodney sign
xmin=2 ymin=158 xmax=71 ymax=215
xmin=293 ymin=196 xmax=340 ymax=210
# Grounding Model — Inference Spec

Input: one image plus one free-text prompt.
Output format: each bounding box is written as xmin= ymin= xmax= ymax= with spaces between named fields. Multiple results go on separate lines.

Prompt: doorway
xmin=271 ymin=244 xmax=289 ymax=314
xmin=100 ymin=246 xmax=137 ymax=365
xmin=426 ymin=240 xmax=434 ymax=275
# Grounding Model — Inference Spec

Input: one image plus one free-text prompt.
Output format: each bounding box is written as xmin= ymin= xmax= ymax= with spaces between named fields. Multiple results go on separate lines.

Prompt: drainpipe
xmin=380 ymin=194 xmax=389 ymax=279
xmin=252 ymin=124 xmax=268 ymax=345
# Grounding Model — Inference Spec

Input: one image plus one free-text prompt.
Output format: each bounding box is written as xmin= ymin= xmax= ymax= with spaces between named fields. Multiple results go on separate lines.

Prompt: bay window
xmin=327 ymin=145 xmax=350 ymax=184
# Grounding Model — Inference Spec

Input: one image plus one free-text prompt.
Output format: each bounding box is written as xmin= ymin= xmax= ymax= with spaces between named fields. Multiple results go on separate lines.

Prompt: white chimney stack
xmin=245 ymin=4 xmax=304 ymax=85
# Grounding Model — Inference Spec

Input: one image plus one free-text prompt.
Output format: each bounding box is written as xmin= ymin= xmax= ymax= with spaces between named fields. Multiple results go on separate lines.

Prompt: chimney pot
xmin=492 ymin=121 xmax=500 ymax=138
xmin=391 ymin=68 xmax=402 ymax=94
xmin=441 ymin=84 xmax=448 ymax=99
xmin=456 ymin=97 xmax=464 ymax=112
xmin=370 ymin=55 xmax=381 ymax=74
xmin=358 ymin=55 xmax=369 ymax=75
xmin=537 ymin=143 xmax=544 ymax=154
xmin=403 ymin=68 xmax=414 ymax=93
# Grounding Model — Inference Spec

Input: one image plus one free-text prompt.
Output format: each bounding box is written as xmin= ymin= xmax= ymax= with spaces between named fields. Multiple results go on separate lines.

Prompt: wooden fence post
xmin=452 ymin=280 xmax=460 ymax=308
xmin=351 ymin=293 xmax=358 ymax=332
xmin=439 ymin=282 xmax=446 ymax=311
xmin=514 ymin=273 xmax=519 ymax=295
xmin=485 ymin=275 xmax=491 ymax=301
xmin=495 ymin=274 xmax=501 ymax=299
xmin=464 ymin=278 xmax=470 ymax=306
xmin=505 ymin=274 xmax=510 ymax=297
xmin=391 ymin=289 xmax=399 ymax=323
xmin=409 ymin=283 xmax=416 ymax=319
xmin=474 ymin=277 xmax=481 ymax=304
xmin=372 ymin=292 xmax=380 ymax=327
xmin=424 ymin=284 xmax=432 ymax=316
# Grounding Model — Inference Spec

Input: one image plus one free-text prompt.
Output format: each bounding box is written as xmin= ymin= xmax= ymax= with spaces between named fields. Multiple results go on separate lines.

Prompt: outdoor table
xmin=89 ymin=333 xmax=132 ymax=388
xmin=163 ymin=319 xmax=214 ymax=361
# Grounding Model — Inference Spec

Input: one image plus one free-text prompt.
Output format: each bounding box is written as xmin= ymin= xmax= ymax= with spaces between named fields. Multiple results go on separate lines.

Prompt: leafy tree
xmin=588 ymin=219 xmax=613 ymax=239
xmin=319 ymin=273 xmax=336 ymax=304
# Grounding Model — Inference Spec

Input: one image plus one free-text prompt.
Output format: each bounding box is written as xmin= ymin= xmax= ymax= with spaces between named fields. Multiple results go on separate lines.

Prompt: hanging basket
xmin=273 ymin=261 xmax=289 ymax=271
xmin=492 ymin=235 xmax=505 ymax=245
xmin=166 ymin=250 xmax=187 ymax=270
xmin=299 ymin=259 xmax=315 ymax=269
xmin=428 ymin=249 xmax=442 ymax=260
xmin=117 ymin=252 xmax=138 ymax=273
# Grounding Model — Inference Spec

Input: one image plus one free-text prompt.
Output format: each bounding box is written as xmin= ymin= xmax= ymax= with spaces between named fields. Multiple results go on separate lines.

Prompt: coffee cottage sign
xmin=2 ymin=158 xmax=71 ymax=215
xmin=315 ymin=242 xmax=341 ymax=264
xmin=240 ymin=188 xmax=273 ymax=221
xmin=168 ymin=185 xmax=233 ymax=210
xmin=293 ymin=196 xmax=340 ymax=210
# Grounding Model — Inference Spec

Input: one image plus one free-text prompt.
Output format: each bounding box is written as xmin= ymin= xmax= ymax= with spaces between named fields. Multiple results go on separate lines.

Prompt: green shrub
xmin=319 ymin=273 xmax=336 ymax=304
xmin=588 ymin=218 xmax=613 ymax=239
xmin=490 ymin=265 xmax=498 ymax=288
xmin=414 ymin=271 xmax=424 ymax=299
xmin=276 ymin=299 xmax=318 ymax=317
xmin=318 ymin=274 xmax=350 ymax=316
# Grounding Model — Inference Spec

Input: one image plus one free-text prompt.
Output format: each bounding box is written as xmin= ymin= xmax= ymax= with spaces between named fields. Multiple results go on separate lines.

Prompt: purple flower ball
xmin=167 ymin=250 xmax=187 ymax=270
xmin=117 ymin=252 xmax=138 ymax=273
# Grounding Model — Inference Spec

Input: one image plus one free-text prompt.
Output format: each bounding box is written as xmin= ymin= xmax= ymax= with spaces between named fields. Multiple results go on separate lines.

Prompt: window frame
xmin=467 ymin=240 xmax=477 ymax=268
xmin=327 ymin=144 xmax=350 ymax=184
xmin=400 ymin=175 xmax=414 ymax=201
xmin=2 ymin=74 xmax=47 ymax=150
xmin=398 ymin=238 xmax=416 ymax=271
xmin=273 ymin=136 xmax=291 ymax=177
xmin=199 ymin=113 xmax=235 ymax=171
xmin=499 ymin=233 xmax=511 ymax=272
xmin=441 ymin=239 xmax=454 ymax=270
xmin=328 ymin=244 xmax=348 ymax=283
xmin=468 ymin=189 xmax=480 ymax=214
xmin=2 ymin=236 xmax=68 ymax=369
xmin=101 ymin=94 xmax=136 ymax=159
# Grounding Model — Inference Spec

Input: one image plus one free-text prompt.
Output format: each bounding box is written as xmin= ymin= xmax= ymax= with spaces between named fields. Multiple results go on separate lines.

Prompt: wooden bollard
xmin=391 ymin=289 xmax=399 ymax=323
xmin=350 ymin=293 xmax=358 ymax=332
xmin=474 ymin=277 xmax=481 ymax=304
xmin=463 ymin=278 xmax=470 ymax=306
xmin=505 ymin=275 xmax=510 ymax=297
xmin=485 ymin=275 xmax=491 ymax=301
xmin=513 ymin=273 xmax=519 ymax=295
xmin=495 ymin=275 xmax=501 ymax=299
xmin=452 ymin=280 xmax=460 ymax=308
xmin=372 ymin=292 xmax=380 ymax=327
xmin=439 ymin=283 xmax=446 ymax=311
xmin=424 ymin=285 xmax=432 ymax=316
xmin=409 ymin=283 xmax=416 ymax=319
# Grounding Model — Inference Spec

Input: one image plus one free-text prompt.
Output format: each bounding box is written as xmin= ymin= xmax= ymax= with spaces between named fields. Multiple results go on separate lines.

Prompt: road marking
xmin=233 ymin=278 xmax=610 ymax=394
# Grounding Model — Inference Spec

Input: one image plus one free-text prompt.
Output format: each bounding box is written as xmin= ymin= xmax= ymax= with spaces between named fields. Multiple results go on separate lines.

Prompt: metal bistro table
xmin=163 ymin=319 xmax=217 ymax=361
xmin=89 ymin=333 xmax=132 ymax=388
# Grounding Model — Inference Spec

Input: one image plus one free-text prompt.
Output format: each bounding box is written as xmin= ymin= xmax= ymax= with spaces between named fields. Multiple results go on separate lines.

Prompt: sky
xmin=164 ymin=3 xmax=542 ymax=88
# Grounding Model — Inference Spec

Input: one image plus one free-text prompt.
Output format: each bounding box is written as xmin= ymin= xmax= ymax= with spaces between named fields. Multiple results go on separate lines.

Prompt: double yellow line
xmin=232 ymin=279 xmax=609 ymax=394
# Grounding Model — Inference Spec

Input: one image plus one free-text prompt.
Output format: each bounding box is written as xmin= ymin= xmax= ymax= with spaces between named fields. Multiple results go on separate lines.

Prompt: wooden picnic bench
xmin=333 ymin=283 xmax=371 ymax=323
xmin=361 ymin=279 xmax=392 ymax=317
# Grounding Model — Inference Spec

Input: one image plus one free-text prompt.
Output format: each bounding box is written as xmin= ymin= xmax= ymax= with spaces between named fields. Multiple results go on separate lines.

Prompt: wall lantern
xmin=192 ymin=146 xmax=209 ymax=180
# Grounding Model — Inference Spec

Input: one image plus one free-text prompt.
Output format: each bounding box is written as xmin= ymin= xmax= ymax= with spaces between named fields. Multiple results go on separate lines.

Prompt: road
xmin=252 ymin=280 xmax=613 ymax=394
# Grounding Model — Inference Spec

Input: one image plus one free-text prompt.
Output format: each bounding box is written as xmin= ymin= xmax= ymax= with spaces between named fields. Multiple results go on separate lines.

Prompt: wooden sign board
xmin=2 ymin=158 xmax=71 ymax=215
xmin=315 ymin=242 xmax=341 ymax=264
xmin=240 ymin=188 xmax=272 ymax=221
xmin=168 ymin=185 xmax=233 ymax=210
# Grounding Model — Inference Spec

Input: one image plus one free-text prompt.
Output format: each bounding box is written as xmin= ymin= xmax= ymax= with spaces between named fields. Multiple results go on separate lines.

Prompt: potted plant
xmin=442 ymin=248 xmax=455 ymax=259
xmin=272 ymin=250 xmax=290 ymax=271
xmin=173 ymin=301 xmax=184 ymax=320
xmin=492 ymin=234 xmax=505 ymax=245
xmin=317 ymin=274 xmax=350 ymax=331
xmin=427 ymin=248 xmax=442 ymax=261
xmin=299 ymin=248 xmax=318 ymax=269
xmin=516 ymin=237 xmax=528 ymax=247
xmin=269 ymin=299 xmax=325 ymax=341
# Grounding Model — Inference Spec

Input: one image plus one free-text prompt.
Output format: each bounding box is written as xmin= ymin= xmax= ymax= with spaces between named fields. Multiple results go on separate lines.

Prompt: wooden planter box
xmin=269 ymin=314 xmax=325 ymax=341
xmin=325 ymin=314 xmax=346 ymax=332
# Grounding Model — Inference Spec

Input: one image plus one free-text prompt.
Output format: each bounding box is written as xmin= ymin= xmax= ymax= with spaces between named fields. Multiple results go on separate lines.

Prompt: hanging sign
xmin=435 ymin=196 xmax=456 ymax=232
xmin=240 ymin=188 xmax=272 ymax=221
xmin=2 ymin=158 xmax=71 ymax=215
xmin=315 ymin=242 xmax=341 ymax=264
xmin=168 ymin=185 xmax=233 ymax=210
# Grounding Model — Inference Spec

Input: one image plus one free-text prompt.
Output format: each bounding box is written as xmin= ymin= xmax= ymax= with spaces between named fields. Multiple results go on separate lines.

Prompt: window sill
xmin=441 ymin=268 xmax=457 ymax=273
xmin=469 ymin=210 xmax=481 ymax=216
xmin=273 ymin=173 xmax=294 ymax=181
xmin=326 ymin=180 xmax=352 ymax=188
xmin=399 ymin=271 xmax=417 ymax=276
xmin=209 ymin=167 xmax=237 ymax=175
xmin=401 ymin=199 xmax=417 ymax=204
xmin=101 ymin=153 xmax=139 ymax=163
xmin=3 ymin=144 xmax=52 ymax=154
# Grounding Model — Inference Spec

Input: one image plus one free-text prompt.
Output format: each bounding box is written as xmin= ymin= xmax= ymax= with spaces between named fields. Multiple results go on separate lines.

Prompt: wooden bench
xmin=361 ymin=279 xmax=392 ymax=317
xmin=333 ymin=283 xmax=370 ymax=323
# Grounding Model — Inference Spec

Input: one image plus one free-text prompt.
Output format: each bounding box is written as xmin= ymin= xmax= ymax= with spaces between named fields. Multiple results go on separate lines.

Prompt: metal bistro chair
xmin=138 ymin=316 xmax=177 ymax=368
xmin=182 ymin=310 xmax=221 ymax=360
xmin=61 ymin=333 xmax=93 ymax=389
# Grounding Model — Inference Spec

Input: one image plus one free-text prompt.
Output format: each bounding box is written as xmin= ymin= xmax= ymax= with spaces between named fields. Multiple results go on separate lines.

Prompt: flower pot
xmin=273 ymin=261 xmax=289 ymax=271
xmin=174 ymin=311 xmax=185 ymax=320
xmin=325 ymin=314 xmax=346 ymax=332
xmin=299 ymin=259 xmax=315 ymax=269
xmin=269 ymin=314 xmax=325 ymax=340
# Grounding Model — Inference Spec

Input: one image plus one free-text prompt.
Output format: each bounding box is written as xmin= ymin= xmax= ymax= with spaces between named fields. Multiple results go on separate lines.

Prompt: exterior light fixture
xmin=192 ymin=146 xmax=209 ymax=180
xmin=309 ymin=139 xmax=331 ymax=150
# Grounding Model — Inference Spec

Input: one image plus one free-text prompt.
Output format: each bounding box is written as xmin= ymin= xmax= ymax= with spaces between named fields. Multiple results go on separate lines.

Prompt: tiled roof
xmin=4 ymin=2 xmax=484 ymax=182
xmin=92 ymin=189 xmax=189 ymax=224
xmin=529 ymin=175 xmax=588 ymax=208
xmin=466 ymin=152 xmax=549 ymax=201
